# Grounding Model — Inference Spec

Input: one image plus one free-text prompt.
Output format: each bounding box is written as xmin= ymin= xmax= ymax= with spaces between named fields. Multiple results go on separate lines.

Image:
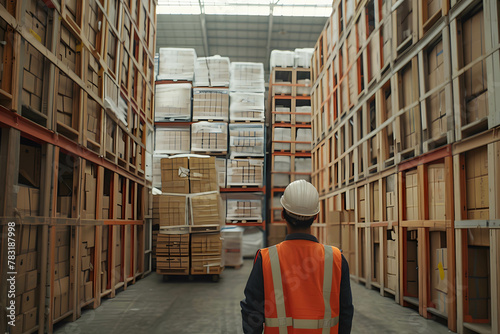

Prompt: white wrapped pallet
xmin=194 ymin=56 xmax=230 ymax=87
xmin=158 ymin=48 xmax=196 ymax=81
xmin=295 ymin=157 xmax=312 ymax=173
xmin=229 ymin=123 xmax=265 ymax=158
xmin=226 ymin=158 xmax=264 ymax=187
xmin=230 ymin=62 xmax=265 ymax=93
xmin=155 ymin=83 xmax=192 ymax=121
xmin=295 ymin=105 xmax=312 ymax=123
xmin=295 ymin=128 xmax=312 ymax=151
xmin=191 ymin=122 xmax=228 ymax=153
xmin=296 ymin=79 xmax=312 ymax=95
xmin=242 ymin=227 xmax=264 ymax=258
xmin=155 ymin=127 xmax=191 ymax=154
xmin=192 ymin=88 xmax=229 ymax=121
xmin=273 ymin=128 xmax=292 ymax=151
xmin=226 ymin=196 xmax=263 ymax=222
xmin=221 ymin=227 xmax=244 ymax=267
xmin=270 ymin=50 xmax=295 ymax=68
xmin=274 ymin=106 xmax=291 ymax=123
xmin=229 ymin=92 xmax=265 ymax=122
xmin=294 ymin=48 xmax=314 ymax=68
xmin=274 ymin=156 xmax=291 ymax=172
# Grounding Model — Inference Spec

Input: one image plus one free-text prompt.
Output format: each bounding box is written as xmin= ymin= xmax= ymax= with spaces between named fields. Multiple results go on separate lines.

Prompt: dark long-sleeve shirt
xmin=241 ymin=233 xmax=354 ymax=334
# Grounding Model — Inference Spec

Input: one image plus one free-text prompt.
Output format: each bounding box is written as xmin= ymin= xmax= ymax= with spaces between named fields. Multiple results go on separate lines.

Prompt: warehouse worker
xmin=241 ymin=180 xmax=354 ymax=334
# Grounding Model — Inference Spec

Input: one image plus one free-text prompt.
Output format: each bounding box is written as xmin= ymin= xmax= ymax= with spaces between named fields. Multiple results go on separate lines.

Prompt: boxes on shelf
xmin=270 ymin=50 xmax=295 ymax=69
xmin=405 ymin=171 xmax=418 ymax=220
xmin=465 ymin=146 xmax=489 ymax=219
xmin=224 ymin=192 xmax=264 ymax=223
xmin=192 ymin=88 xmax=229 ymax=121
xmin=229 ymin=123 xmax=265 ymax=158
xmin=273 ymin=127 xmax=292 ymax=151
xmin=158 ymin=48 xmax=197 ymax=81
xmin=82 ymin=164 xmax=97 ymax=219
xmin=229 ymin=62 xmax=265 ymax=93
xmin=274 ymin=106 xmax=291 ymax=123
xmin=229 ymin=92 xmax=265 ymax=121
xmin=17 ymin=186 xmax=40 ymax=217
xmin=296 ymin=79 xmax=311 ymax=96
xmin=22 ymin=43 xmax=45 ymax=114
xmin=221 ymin=227 xmax=244 ymax=267
xmin=155 ymin=127 xmax=191 ymax=154
xmin=189 ymin=156 xmax=219 ymax=193
xmin=294 ymin=48 xmax=314 ymax=68
xmin=191 ymin=122 xmax=228 ymax=153
xmin=226 ymin=159 xmax=264 ymax=187
xmin=194 ymin=56 xmax=230 ymax=87
xmin=155 ymin=83 xmax=192 ymax=121
xmin=295 ymin=128 xmax=312 ymax=151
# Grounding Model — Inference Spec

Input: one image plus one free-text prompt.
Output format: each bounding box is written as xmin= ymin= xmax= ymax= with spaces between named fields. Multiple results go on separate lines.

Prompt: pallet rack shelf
xmin=311 ymin=0 xmax=500 ymax=332
xmin=0 ymin=0 xmax=156 ymax=333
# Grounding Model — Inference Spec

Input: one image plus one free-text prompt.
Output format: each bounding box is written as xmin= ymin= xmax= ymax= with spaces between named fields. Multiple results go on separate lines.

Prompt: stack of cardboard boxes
xmin=465 ymin=146 xmax=489 ymax=220
xmin=22 ymin=2 xmax=47 ymax=115
xmin=52 ymin=228 xmax=71 ymax=321
xmin=194 ymin=56 xmax=230 ymax=87
xmin=79 ymin=227 xmax=95 ymax=305
xmin=192 ymin=88 xmax=229 ymax=121
xmin=191 ymin=122 xmax=228 ymax=153
xmin=462 ymin=9 xmax=488 ymax=125
xmin=12 ymin=225 xmax=39 ymax=334
xmin=154 ymin=156 xmax=223 ymax=276
xmin=426 ymin=40 xmax=447 ymax=140
xmin=155 ymin=83 xmax=192 ymax=121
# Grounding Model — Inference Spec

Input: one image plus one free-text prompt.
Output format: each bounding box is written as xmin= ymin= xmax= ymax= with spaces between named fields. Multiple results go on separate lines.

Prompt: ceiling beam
xmin=198 ymin=0 xmax=210 ymax=57
xmin=265 ymin=3 xmax=275 ymax=72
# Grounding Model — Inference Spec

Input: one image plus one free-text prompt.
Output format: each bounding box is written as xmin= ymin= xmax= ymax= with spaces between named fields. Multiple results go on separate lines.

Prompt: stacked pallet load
xmin=191 ymin=55 xmax=230 ymax=155
xmin=224 ymin=62 xmax=266 ymax=230
xmin=152 ymin=47 xmax=197 ymax=269
xmin=268 ymin=49 xmax=314 ymax=246
xmin=310 ymin=1 xmax=500 ymax=333
xmin=0 ymin=0 xmax=157 ymax=332
xmin=154 ymin=156 xmax=223 ymax=279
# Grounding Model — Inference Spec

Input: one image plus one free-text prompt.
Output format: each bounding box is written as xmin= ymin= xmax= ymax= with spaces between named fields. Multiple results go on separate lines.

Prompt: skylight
xmin=157 ymin=0 xmax=333 ymax=17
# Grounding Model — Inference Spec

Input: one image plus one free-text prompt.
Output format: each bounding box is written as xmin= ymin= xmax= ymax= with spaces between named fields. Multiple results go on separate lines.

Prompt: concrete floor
xmin=54 ymin=259 xmax=451 ymax=334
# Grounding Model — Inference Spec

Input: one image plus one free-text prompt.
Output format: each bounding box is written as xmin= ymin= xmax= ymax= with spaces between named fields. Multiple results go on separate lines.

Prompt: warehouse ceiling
xmin=156 ymin=1 xmax=332 ymax=76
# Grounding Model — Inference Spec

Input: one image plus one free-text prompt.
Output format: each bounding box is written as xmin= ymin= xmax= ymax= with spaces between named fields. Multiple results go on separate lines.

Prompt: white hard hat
xmin=280 ymin=180 xmax=320 ymax=219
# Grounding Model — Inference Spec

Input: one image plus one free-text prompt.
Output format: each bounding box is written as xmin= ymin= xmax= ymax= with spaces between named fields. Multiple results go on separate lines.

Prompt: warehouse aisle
xmin=54 ymin=259 xmax=450 ymax=334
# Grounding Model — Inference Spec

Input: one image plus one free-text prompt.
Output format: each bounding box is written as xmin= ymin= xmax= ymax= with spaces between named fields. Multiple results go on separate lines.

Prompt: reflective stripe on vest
xmin=264 ymin=244 xmax=340 ymax=333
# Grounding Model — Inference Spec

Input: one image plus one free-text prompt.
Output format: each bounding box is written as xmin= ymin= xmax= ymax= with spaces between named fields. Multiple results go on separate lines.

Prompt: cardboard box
xmin=15 ymin=274 xmax=26 ymax=296
xmin=84 ymin=281 xmax=93 ymax=301
xmin=58 ymin=246 xmax=70 ymax=263
xmin=16 ymin=254 xmax=28 ymax=275
xmin=21 ymin=289 xmax=35 ymax=313
xmin=26 ymin=252 xmax=37 ymax=271
xmin=59 ymin=276 xmax=69 ymax=316
xmin=25 ymin=270 xmax=37 ymax=292
xmin=22 ymin=307 xmax=37 ymax=333
xmin=11 ymin=314 xmax=23 ymax=334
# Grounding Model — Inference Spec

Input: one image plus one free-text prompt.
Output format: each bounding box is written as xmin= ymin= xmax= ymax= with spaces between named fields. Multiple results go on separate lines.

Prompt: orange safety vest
xmin=261 ymin=240 xmax=342 ymax=334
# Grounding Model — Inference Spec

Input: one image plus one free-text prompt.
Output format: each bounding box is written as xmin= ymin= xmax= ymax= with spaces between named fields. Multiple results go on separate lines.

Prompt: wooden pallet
xmin=157 ymin=268 xmax=190 ymax=276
